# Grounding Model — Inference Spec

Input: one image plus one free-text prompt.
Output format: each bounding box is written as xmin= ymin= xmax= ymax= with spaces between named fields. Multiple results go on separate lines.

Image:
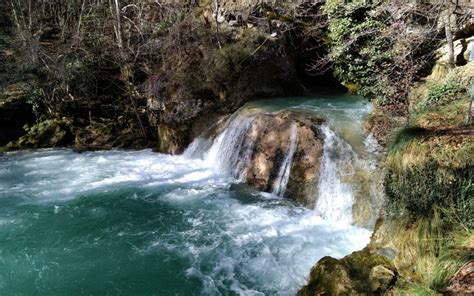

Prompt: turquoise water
xmin=0 ymin=94 xmax=374 ymax=295
xmin=244 ymin=91 xmax=373 ymax=155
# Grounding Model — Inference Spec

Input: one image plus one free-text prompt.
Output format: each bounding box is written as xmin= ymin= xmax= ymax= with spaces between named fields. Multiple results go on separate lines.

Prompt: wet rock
xmin=158 ymin=123 xmax=190 ymax=155
xmin=242 ymin=110 xmax=324 ymax=206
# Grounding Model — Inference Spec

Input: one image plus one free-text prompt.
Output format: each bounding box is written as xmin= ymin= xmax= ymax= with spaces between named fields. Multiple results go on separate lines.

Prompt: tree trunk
xmin=213 ymin=0 xmax=222 ymax=49
xmin=113 ymin=0 xmax=123 ymax=55
xmin=466 ymin=83 xmax=473 ymax=126
xmin=444 ymin=0 xmax=455 ymax=69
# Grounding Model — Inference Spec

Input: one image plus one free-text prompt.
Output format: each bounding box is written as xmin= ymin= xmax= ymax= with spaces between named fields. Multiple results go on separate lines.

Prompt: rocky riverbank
xmin=298 ymin=56 xmax=474 ymax=295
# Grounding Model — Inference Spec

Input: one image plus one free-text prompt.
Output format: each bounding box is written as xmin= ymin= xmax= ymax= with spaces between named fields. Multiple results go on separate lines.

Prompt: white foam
xmin=315 ymin=125 xmax=356 ymax=224
xmin=272 ymin=123 xmax=298 ymax=197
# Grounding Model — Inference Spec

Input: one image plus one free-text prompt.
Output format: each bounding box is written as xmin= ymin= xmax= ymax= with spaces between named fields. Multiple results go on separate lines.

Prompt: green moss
xmin=74 ymin=121 xmax=152 ymax=152
xmin=7 ymin=117 xmax=74 ymax=149
xmin=298 ymin=247 xmax=397 ymax=295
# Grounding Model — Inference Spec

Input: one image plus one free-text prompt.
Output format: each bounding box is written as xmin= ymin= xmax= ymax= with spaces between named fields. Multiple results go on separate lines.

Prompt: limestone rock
xmin=242 ymin=110 xmax=324 ymax=206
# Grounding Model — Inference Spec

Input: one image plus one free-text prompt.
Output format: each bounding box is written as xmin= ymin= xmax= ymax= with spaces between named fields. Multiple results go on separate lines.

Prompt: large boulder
xmin=297 ymin=247 xmax=398 ymax=295
xmin=239 ymin=110 xmax=324 ymax=206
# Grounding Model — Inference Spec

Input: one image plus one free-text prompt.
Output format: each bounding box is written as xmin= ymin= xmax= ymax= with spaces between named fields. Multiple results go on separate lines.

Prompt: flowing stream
xmin=0 ymin=91 xmax=379 ymax=295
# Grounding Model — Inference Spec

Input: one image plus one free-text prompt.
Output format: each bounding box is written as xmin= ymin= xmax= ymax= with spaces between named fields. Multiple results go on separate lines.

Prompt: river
xmin=0 ymin=91 xmax=377 ymax=295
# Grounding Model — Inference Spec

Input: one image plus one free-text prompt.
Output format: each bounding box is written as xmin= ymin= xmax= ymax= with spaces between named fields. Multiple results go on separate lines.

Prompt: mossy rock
xmin=158 ymin=123 xmax=190 ymax=155
xmin=297 ymin=247 xmax=397 ymax=295
xmin=74 ymin=121 xmax=152 ymax=151
xmin=7 ymin=117 xmax=74 ymax=149
xmin=363 ymin=110 xmax=405 ymax=147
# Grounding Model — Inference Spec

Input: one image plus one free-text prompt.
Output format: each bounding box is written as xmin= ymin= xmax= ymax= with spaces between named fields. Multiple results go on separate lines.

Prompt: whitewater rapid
xmin=0 ymin=148 xmax=371 ymax=295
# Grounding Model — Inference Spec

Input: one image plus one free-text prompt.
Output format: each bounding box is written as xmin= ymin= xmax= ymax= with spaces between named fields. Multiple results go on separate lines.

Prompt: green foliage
xmin=7 ymin=117 xmax=74 ymax=149
xmin=25 ymin=86 xmax=44 ymax=120
xmin=323 ymin=1 xmax=396 ymax=102
xmin=423 ymin=81 xmax=466 ymax=108
xmin=322 ymin=0 xmax=440 ymax=110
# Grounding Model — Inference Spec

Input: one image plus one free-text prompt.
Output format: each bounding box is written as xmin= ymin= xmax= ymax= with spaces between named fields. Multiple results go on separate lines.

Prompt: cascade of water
xmin=315 ymin=125 xmax=357 ymax=224
xmin=182 ymin=137 xmax=213 ymax=159
xmin=184 ymin=107 xmax=382 ymax=227
xmin=204 ymin=115 xmax=255 ymax=179
xmin=272 ymin=123 xmax=298 ymax=197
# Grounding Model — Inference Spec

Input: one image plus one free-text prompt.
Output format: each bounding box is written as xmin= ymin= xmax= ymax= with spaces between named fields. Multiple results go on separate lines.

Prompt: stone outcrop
xmin=297 ymin=247 xmax=397 ymax=295
xmin=143 ymin=1 xmax=333 ymax=154
xmin=238 ymin=110 xmax=324 ymax=206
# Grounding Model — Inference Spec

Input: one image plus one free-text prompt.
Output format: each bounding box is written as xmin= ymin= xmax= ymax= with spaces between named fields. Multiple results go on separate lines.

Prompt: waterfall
xmin=182 ymin=137 xmax=214 ymax=159
xmin=315 ymin=125 xmax=357 ymax=224
xmin=185 ymin=113 xmax=300 ymax=198
xmin=272 ymin=123 xmax=298 ymax=197
xmin=184 ymin=106 xmax=383 ymax=228
xmin=200 ymin=115 xmax=255 ymax=180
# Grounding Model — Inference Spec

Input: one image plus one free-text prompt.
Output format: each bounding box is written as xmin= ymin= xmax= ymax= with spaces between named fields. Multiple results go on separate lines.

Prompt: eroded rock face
xmin=240 ymin=110 xmax=324 ymax=206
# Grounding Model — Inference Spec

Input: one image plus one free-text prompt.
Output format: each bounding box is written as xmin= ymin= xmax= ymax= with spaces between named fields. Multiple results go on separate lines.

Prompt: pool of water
xmin=0 ymin=93 xmax=374 ymax=295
